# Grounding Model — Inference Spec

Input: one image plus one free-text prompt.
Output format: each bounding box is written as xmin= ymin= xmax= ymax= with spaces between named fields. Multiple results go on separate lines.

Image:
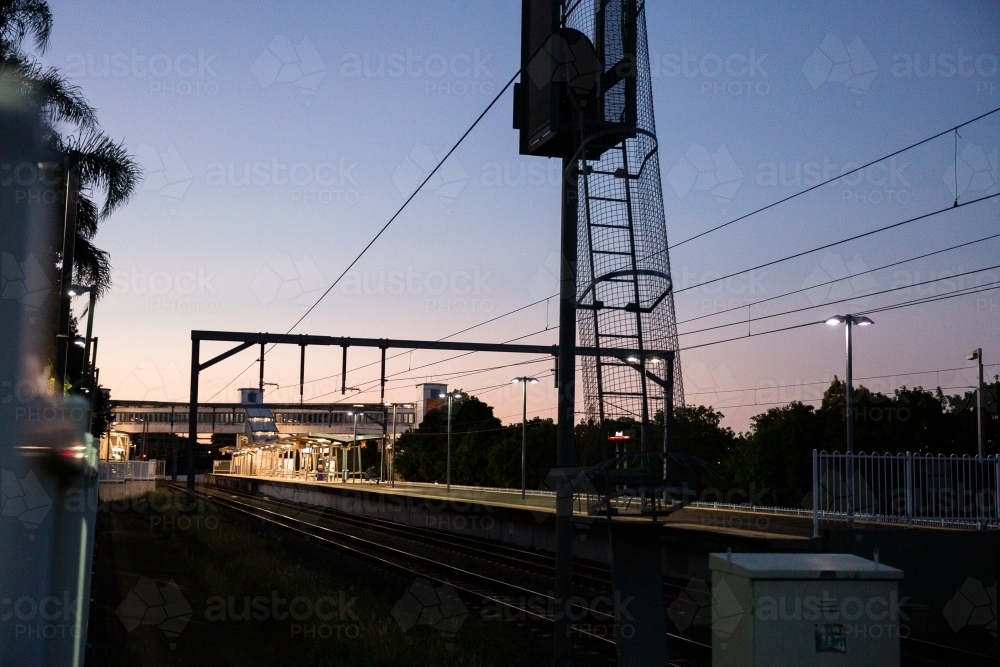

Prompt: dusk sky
xmin=44 ymin=0 xmax=999 ymax=431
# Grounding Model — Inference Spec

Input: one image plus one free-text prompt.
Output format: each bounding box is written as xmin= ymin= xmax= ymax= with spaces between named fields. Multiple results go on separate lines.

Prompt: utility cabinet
xmin=709 ymin=553 xmax=903 ymax=667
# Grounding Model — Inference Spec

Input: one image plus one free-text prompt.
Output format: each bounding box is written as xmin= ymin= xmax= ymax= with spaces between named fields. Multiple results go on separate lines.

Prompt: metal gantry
xmin=184 ymin=329 xmax=673 ymax=496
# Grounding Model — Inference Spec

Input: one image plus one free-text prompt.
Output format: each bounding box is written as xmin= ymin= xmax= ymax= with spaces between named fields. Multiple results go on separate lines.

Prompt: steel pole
xmin=258 ymin=341 xmax=265 ymax=392
xmin=522 ymin=380 xmax=527 ymax=499
xmin=351 ymin=413 xmax=358 ymax=479
xmin=846 ymin=319 xmax=854 ymax=527
xmin=976 ymin=349 xmax=985 ymax=458
xmin=812 ymin=449 xmax=819 ymax=538
xmin=389 ymin=404 xmax=397 ymax=484
xmin=54 ymin=160 xmax=80 ymax=393
xmin=187 ymin=338 xmax=200 ymax=503
xmin=446 ymin=395 xmax=452 ymax=492
xmin=299 ymin=344 xmax=305 ymax=405
xmin=554 ymin=153 xmax=578 ymax=667
xmin=81 ymin=290 xmax=96 ymax=384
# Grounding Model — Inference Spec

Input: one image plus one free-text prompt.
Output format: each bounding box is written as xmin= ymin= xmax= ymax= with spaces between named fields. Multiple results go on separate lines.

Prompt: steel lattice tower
xmin=566 ymin=2 xmax=684 ymax=432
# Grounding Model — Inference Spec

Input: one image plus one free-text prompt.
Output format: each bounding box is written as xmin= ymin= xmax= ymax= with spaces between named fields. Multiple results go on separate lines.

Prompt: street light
xmin=826 ymin=314 xmax=874 ymax=527
xmin=966 ymin=348 xmax=985 ymax=458
xmin=511 ymin=377 xmax=539 ymax=498
xmin=383 ymin=402 xmax=415 ymax=485
xmin=347 ymin=407 xmax=364 ymax=481
xmin=67 ymin=284 xmax=97 ymax=393
xmin=439 ymin=391 xmax=465 ymax=491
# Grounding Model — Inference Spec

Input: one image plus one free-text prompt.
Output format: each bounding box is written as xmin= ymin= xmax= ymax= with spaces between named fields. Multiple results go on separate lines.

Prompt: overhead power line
xmin=271 ymin=294 xmax=559 ymax=392
xmin=667 ymin=106 xmax=1000 ymax=250
xmin=676 ymin=232 xmax=1000 ymax=326
xmin=679 ymin=264 xmax=1000 ymax=337
xmin=673 ymin=192 xmax=1000 ymax=296
xmin=686 ymin=364 xmax=1000 ymax=397
xmin=679 ymin=282 xmax=1000 ymax=352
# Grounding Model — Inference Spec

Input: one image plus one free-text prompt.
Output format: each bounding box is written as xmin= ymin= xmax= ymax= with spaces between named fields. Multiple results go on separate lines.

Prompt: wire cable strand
xmin=673 ymin=192 xmax=1000 ymax=296
xmin=676 ymin=232 xmax=1000 ymax=326
xmin=666 ymin=106 xmax=1000 ymax=250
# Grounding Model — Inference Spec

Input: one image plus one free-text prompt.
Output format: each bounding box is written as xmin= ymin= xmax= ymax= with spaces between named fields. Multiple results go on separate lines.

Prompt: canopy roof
xmin=220 ymin=431 xmax=384 ymax=454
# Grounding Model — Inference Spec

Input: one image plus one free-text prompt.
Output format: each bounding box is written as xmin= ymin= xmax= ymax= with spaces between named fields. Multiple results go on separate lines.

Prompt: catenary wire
xmin=665 ymin=106 xmax=1000 ymax=250
xmin=676 ymin=232 xmax=1000 ymax=325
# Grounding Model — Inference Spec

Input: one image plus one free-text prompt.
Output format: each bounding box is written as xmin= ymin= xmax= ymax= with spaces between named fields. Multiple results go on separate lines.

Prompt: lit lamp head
xmin=73 ymin=337 xmax=86 ymax=348
xmin=825 ymin=315 xmax=873 ymax=326
xmin=511 ymin=377 xmax=539 ymax=384
xmin=68 ymin=284 xmax=91 ymax=297
xmin=626 ymin=355 xmax=640 ymax=363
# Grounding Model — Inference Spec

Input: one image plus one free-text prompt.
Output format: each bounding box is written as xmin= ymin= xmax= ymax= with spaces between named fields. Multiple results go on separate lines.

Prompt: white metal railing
xmin=98 ymin=460 xmax=159 ymax=483
xmin=812 ymin=450 xmax=1000 ymax=535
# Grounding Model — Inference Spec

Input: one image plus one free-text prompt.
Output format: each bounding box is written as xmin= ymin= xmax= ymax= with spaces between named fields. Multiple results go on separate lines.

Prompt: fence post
xmin=812 ymin=449 xmax=819 ymax=539
xmin=905 ymin=452 xmax=913 ymax=529
xmin=995 ymin=455 xmax=999 ymax=529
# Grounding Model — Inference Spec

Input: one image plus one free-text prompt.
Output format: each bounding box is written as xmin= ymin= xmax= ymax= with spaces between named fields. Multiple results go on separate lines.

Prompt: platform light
xmin=626 ymin=355 xmax=640 ymax=363
xmin=823 ymin=313 xmax=875 ymax=529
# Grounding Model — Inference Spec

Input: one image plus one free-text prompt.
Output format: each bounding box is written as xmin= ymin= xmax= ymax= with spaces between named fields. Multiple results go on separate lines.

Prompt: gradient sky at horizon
xmin=41 ymin=0 xmax=1000 ymax=434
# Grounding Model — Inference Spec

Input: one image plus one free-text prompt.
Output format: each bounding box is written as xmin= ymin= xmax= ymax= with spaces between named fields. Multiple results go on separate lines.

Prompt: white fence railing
xmin=813 ymin=450 xmax=1000 ymax=534
xmin=99 ymin=460 xmax=159 ymax=483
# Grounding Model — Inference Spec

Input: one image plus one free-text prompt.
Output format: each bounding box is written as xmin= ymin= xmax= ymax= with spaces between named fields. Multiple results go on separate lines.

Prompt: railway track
xmin=175 ymin=483 xmax=711 ymax=667
xmin=175 ymin=482 xmax=998 ymax=667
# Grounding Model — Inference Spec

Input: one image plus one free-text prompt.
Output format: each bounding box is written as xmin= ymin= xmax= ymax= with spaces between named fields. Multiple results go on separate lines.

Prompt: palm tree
xmin=56 ymin=132 xmax=142 ymax=294
xmin=1 ymin=0 xmax=141 ymax=295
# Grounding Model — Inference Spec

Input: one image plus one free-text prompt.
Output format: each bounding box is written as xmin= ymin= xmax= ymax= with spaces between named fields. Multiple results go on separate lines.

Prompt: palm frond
xmin=60 ymin=130 xmax=142 ymax=217
xmin=74 ymin=191 xmax=98 ymax=240
xmin=0 ymin=54 xmax=96 ymax=128
xmin=0 ymin=0 xmax=52 ymax=53
xmin=72 ymin=234 xmax=110 ymax=297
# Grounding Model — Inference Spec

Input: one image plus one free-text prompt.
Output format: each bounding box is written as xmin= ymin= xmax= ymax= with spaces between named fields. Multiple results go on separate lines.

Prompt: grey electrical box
xmin=709 ymin=553 xmax=903 ymax=667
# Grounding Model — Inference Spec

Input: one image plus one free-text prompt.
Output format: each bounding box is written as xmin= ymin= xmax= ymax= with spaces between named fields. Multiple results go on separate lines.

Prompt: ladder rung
xmin=594 ymin=250 xmax=631 ymax=256
xmin=588 ymin=196 xmax=627 ymax=203
xmin=598 ymin=334 xmax=639 ymax=339
xmin=589 ymin=223 xmax=630 ymax=229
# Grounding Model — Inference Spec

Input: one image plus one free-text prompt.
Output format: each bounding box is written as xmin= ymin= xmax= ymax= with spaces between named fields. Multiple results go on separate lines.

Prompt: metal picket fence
xmin=98 ymin=460 xmax=160 ymax=483
xmin=812 ymin=450 xmax=1000 ymax=535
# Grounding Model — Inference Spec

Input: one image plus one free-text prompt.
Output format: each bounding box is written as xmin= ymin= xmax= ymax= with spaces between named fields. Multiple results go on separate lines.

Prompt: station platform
xmin=197 ymin=473 xmax=999 ymax=640
xmin=203 ymin=473 xmax=818 ymax=542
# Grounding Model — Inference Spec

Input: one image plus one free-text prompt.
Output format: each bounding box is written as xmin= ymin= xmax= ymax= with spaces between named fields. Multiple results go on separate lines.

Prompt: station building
xmin=106 ymin=384 xmax=445 ymax=479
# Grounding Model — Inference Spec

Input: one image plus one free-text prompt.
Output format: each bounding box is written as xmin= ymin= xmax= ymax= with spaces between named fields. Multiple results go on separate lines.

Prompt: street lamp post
xmin=440 ymin=391 xmax=465 ymax=492
xmin=383 ymin=403 xmax=414 ymax=487
xmin=69 ymin=285 xmax=97 ymax=389
xmin=825 ymin=314 xmax=874 ymax=527
xmin=347 ymin=408 xmax=363 ymax=482
xmin=966 ymin=348 xmax=986 ymax=458
xmin=384 ymin=404 xmax=393 ymax=482
xmin=511 ymin=377 xmax=538 ymax=499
